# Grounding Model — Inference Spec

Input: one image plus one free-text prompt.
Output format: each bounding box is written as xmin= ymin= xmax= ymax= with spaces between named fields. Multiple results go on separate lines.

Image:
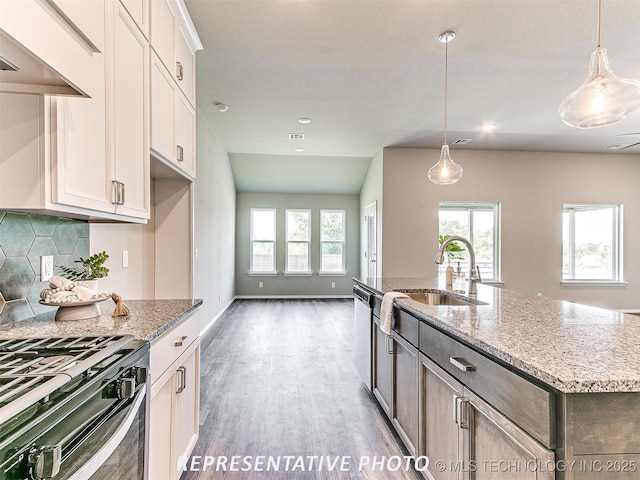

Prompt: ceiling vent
xmin=452 ymin=138 xmax=472 ymax=145
xmin=289 ymin=133 xmax=305 ymax=140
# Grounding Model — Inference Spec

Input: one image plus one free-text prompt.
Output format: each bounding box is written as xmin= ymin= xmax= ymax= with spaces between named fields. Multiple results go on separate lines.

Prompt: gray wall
xmin=0 ymin=210 xmax=89 ymax=324
xmin=193 ymin=110 xmax=236 ymax=328
xmin=379 ymin=147 xmax=640 ymax=310
xmin=236 ymin=192 xmax=359 ymax=297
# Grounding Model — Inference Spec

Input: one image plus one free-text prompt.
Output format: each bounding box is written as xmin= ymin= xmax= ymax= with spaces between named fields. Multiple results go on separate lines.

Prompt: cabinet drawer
xmin=150 ymin=310 xmax=200 ymax=380
xmin=393 ymin=308 xmax=419 ymax=348
xmin=419 ymin=322 xmax=556 ymax=449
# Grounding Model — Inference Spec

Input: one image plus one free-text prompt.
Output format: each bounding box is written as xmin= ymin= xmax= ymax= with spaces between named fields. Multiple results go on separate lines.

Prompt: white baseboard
xmin=200 ymin=296 xmax=236 ymax=336
xmin=235 ymin=295 xmax=353 ymax=300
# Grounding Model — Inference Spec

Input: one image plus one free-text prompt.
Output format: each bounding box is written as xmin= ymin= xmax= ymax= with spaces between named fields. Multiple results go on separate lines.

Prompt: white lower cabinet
xmin=149 ymin=310 xmax=200 ymax=480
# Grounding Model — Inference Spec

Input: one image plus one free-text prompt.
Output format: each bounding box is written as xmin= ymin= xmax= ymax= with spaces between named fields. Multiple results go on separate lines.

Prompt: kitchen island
xmin=355 ymin=277 xmax=640 ymax=480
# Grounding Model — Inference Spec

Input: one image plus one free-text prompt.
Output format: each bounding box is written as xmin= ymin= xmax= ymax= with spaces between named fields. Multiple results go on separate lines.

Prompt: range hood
xmin=0 ymin=0 xmax=105 ymax=98
xmin=0 ymin=29 xmax=87 ymax=96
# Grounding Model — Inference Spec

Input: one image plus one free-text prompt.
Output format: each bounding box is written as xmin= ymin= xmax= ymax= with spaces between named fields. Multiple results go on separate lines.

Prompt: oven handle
xmin=65 ymin=385 xmax=147 ymax=480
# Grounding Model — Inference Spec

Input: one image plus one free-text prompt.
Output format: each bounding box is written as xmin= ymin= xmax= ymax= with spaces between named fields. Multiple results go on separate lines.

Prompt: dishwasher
xmin=353 ymin=285 xmax=374 ymax=390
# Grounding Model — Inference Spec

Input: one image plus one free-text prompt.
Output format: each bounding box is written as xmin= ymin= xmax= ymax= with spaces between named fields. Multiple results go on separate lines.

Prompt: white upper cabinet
xmin=151 ymin=52 xmax=176 ymax=164
xmin=0 ymin=0 xmax=103 ymax=97
xmin=150 ymin=0 xmax=175 ymax=73
xmin=120 ymin=0 xmax=151 ymax=39
xmin=175 ymin=91 xmax=196 ymax=177
xmin=149 ymin=0 xmax=201 ymax=179
xmin=0 ymin=0 xmax=150 ymax=223
xmin=110 ymin=0 xmax=150 ymax=219
xmin=175 ymin=26 xmax=195 ymax=103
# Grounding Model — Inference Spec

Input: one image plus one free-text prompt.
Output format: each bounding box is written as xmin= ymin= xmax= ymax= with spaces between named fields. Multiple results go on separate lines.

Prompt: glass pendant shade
xmin=427 ymin=144 xmax=463 ymax=185
xmin=559 ymin=47 xmax=640 ymax=128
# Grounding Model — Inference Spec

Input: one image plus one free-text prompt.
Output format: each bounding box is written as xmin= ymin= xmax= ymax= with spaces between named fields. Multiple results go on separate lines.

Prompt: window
xmin=320 ymin=210 xmax=346 ymax=273
xmin=439 ymin=202 xmax=500 ymax=281
xmin=250 ymin=208 xmax=276 ymax=273
xmin=562 ymin=204 xmax=622 ymax=283
xmin=286 ymin=210 xmax=311 ymax=273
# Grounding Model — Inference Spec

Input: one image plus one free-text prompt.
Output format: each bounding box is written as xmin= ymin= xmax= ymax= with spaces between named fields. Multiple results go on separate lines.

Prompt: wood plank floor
xmin=180 ymin=299 xmax=420 ymax=480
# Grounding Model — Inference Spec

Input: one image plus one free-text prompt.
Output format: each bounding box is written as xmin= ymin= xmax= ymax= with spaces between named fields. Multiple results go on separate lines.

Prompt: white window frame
xmin=562 ymin=203 xmax=624 ymax=285
xmin=285 ymin=209 xmax=311 ymax=275
xmin=438 ymin=202 xmax=501 ymax=283
xmin=250 ymin=208 xmax=276 ymax=275
xmin=320 ymin=209 xmax=346 ymax=275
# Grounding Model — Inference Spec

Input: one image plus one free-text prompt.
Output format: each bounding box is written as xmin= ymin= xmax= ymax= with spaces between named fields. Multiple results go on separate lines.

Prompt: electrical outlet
xmin=259 ymin=282 xmax=264 ymax=288
xmin=331 ymin=282 xmax=336 ymax=288
xmin=40 ymin=255 xmax=54 ymax=282
xmin=122 ymin=250 xmax=129 ymax=268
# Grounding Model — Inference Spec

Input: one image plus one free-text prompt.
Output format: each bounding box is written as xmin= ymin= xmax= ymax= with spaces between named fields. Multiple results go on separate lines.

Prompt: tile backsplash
xmin=0 ymin=210 xmax=89 ymax=325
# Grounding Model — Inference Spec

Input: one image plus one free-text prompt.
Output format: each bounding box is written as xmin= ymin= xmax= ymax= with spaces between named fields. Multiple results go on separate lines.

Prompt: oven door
xmin=1 ymin=356 xmax=149 ymax=480
xmin=59 ymin=380 xmax=149 ymax=480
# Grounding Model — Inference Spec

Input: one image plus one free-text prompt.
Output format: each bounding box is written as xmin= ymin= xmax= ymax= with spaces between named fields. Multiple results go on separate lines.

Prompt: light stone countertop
xmin=0 ymin=299 xmax=203 ymax=342
xmin=355 ymin=277 xmax=640 ymax=394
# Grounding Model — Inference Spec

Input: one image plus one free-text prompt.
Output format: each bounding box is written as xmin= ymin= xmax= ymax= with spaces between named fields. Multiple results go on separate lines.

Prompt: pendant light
xmin=428 ymin=31 xmax=463 ymax=185
xmin=558 ymin=0 xmax=640 ymax=128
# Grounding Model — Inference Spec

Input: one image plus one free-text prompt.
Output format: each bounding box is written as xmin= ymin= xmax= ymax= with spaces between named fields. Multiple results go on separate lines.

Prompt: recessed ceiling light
xmin=294 ymin=148 xmax=305 ymax=152
xmin=298 ymin=117 xmax=312 ymax=124
xmin=215 ymin=103 xmax=229 ymax=113
xmin=481 ymin=123 xmax=496 ymax=132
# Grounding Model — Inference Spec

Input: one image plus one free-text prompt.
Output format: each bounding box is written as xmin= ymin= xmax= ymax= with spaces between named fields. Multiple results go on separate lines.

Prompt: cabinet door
xmin=372 ymin=322 xmax=392 ymax=418
xmin=173 ymin=341 xmax=200 ymax=476
xmin=149 ymin=372 xmax=175 ymax=480
xmin=120 ymin=0 xmax=150 ymax=39
xmin=420 ymin=354 xmax=464 ymax=480
xmin=175 ymin=90 xmax=196 ymax=177
xmin=463 ymin=388 xmax=555 ymax=480
xmin=48 ymin=7 xmax=111 ymax=214
xmin=175 ymin=27 xmax=195 ymax=103
xmin=392 ymin=333 xmax=419 ymax=456
xmin=50 ymin=93 xmax=112 ymax=213
xmin=150 ymin=0 xmax=175 ymax=70
xmin=151 ymin=52 xmax=175 ymax=162
xmin=110 ymin=0 xmax=150 ymax=219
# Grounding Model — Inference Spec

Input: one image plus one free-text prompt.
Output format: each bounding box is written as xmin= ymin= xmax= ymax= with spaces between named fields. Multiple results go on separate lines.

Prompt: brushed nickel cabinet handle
xmin=174 ymin=335 xmax=188 ymax=347
xmin=450 ymin=356 xmax=476 ymax=372
xmin=176 ymin=145 xmax=184 ymax=163
xmin=111 ymin=181 xmax=125 ymax=205
xmin=176 ymin=366 xmax=186 ymax=393
xmin=385 ymin=334 xmax=393 ymax=354
xmin=176 ymin=61 xmax=184 ymax=81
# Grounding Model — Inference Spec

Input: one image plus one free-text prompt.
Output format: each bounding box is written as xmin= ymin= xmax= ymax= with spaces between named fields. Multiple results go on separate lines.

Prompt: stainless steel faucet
xmin=435 ymin=236 xmax=481 ymax=297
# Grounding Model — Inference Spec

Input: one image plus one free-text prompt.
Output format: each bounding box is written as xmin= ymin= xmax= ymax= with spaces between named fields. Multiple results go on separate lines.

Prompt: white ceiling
xmin=185 ymin=0 xmax=640 ymax=192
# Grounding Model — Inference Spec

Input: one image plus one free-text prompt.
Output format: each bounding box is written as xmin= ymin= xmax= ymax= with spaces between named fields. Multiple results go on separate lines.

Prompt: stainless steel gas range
xmin=0 ymin=336 xmax=150 ymax=480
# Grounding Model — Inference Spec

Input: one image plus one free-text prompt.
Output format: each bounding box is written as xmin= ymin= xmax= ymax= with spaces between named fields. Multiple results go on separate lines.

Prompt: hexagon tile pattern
xmin=0 ymin=210 xmax=89 ymax=326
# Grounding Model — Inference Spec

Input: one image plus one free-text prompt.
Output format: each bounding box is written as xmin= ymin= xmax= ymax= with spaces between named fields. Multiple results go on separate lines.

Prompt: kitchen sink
xmin=394 ymin=290 xmax=487 ymax=306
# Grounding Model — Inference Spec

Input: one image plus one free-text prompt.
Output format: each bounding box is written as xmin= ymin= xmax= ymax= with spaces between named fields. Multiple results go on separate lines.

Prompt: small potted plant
xmin=439 ymin=235 xmax=465 ymax=286
xmin=439 ymin=235 xmax=465 ymax=265
xmin=56 ymin=251 xmax=109 ymax=290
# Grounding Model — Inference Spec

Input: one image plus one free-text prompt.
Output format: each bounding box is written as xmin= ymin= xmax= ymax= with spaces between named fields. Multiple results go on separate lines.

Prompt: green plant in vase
xmin=438 ymin=235 xmax=465 ymax=285
xmin=56 ymin=251 xmax=110 ymax=280
xmin=438 ymin=235 xmax=465 ymax=265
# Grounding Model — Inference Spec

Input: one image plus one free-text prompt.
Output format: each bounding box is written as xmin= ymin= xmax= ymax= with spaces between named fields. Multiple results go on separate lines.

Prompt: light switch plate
xmin=122 ymin=250 xmax=129 ymax=268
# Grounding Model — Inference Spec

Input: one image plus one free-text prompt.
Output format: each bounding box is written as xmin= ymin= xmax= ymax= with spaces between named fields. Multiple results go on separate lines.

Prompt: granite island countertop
xmin=355 ymin=277 xmax=640 ymax=394
xmin=0 ymin=299 xmax=202 ymax=342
